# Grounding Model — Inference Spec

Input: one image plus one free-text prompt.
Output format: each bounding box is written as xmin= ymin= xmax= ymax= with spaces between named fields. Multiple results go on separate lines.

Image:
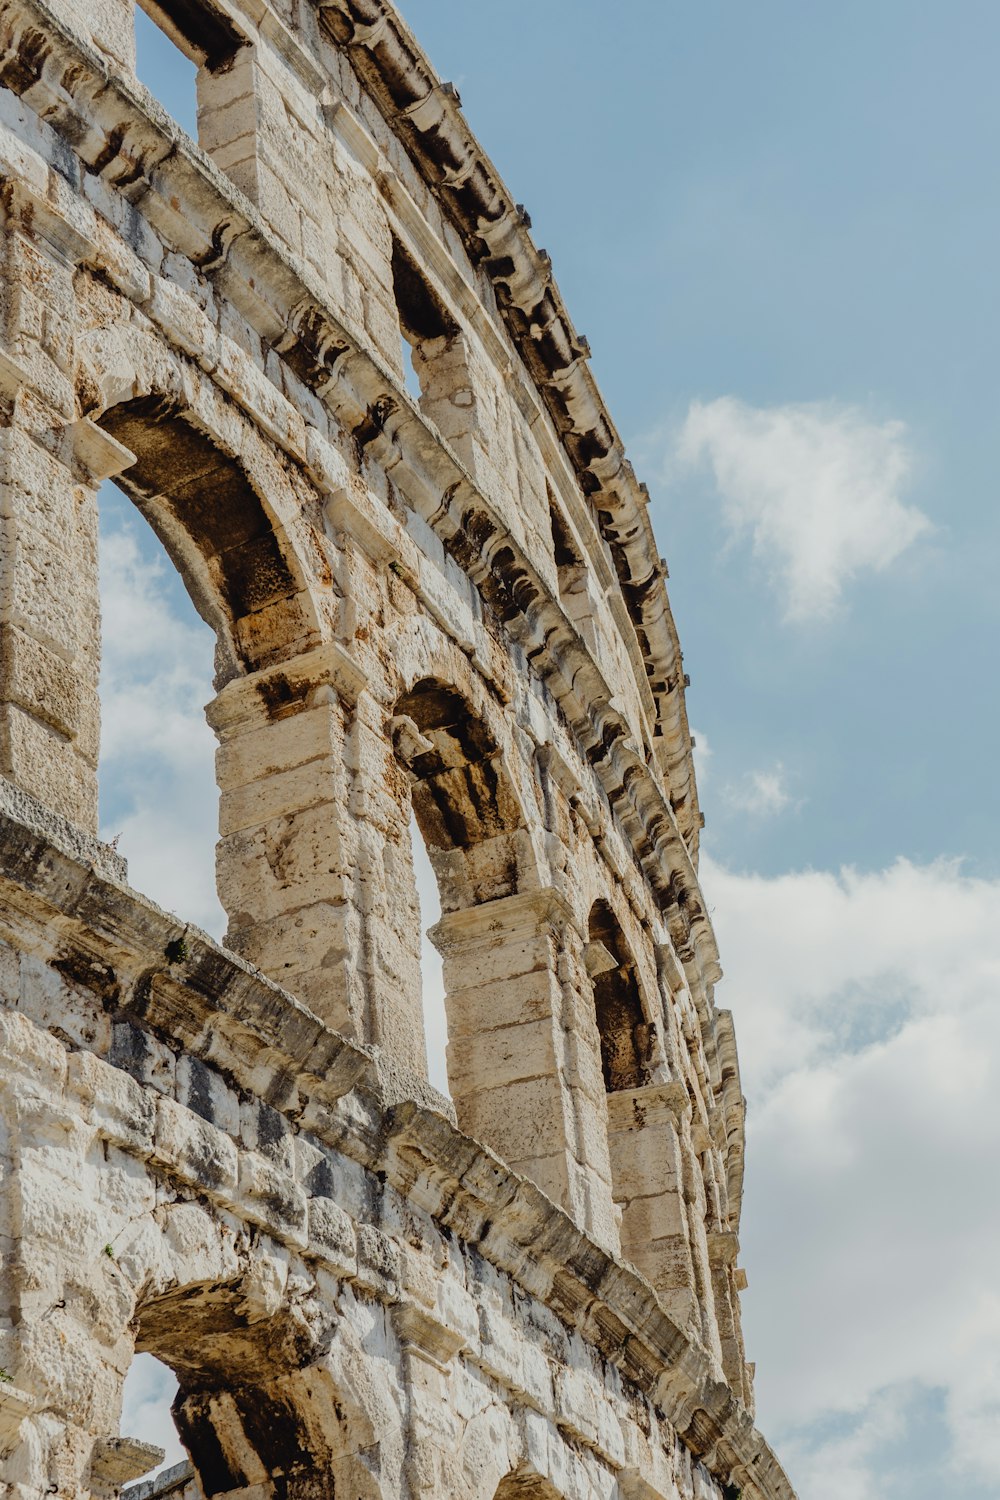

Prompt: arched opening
xmin=548 ymin=495 xmax=596 ymax=647
xmin=587 ymin=901 xmax=652 ymax=1094
xmin=97 ymin=396 xmax=315 ymax=681
xmin=120 ymin=1352 xmax=185 ymax=1481
xmin=90 ymin=394 xmax=324 ymax=986
xmin=391 ymin=679 xmax=526 ymax=913
xmin=124 ymin=1272 xmax=390 ymax=1500
xmin=389 ymin=678 xmax=530 ymax=1107
xmin=98 ymin=480 xmax=224 ymax=937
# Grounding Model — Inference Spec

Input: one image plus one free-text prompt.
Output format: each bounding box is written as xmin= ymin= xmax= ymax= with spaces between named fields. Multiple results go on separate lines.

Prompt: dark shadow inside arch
xmin=131 ymin=1278 xmax=384 ymax=1500
xmin=392 ymin=678 xmax=526 ymax=910
xmin=99 ymin=396 xmax=314 ymax=679
xmin=588 ymin=899 xmax=651 ymax=1093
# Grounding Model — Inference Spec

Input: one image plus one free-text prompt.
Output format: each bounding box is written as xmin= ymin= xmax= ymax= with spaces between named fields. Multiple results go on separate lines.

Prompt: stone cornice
xmin=319 ymin=0 xmax=703 ymax=860
xmin=0 ymin=801 xmax=794 ymax=1500
xmin=0 ymin=0 xmax=721 ymax=991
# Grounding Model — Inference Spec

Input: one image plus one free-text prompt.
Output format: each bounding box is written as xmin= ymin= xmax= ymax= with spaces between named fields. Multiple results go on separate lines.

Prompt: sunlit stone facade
xmin=0 ymin=0 xmax=794 ymax=1495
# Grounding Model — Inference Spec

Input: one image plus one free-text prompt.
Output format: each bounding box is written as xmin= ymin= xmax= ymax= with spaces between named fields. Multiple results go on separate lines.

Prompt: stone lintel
xmin=392 ymin=1302 xmax=466 ymax=1373
xmin=89 ymin=1437 xmax=166 ymax=1487
xmin=427 ymin=886 xmax=576 ymax=955
xmin=605 ymin=1081 xmax=691 ymax=1134
xmin=70 ymin=418 xmax=137 ymax=481
xmin=207 ymin=641 xmax=369 ymax=733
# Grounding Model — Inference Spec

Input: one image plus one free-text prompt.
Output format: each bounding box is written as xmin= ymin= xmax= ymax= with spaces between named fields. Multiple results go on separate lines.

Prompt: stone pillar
xmin=605 ymin=1083 xmax=700 ymax=1330
xmin=210 ymin=644 xmax=429 ymax=1077
xmin=707 ymin=1229 xmax=752 ymax=1405
xmin=0 ymin=186 xmax=114 ymax=832
xmin=430 ymin=889 xmax=619 ymax=1250
xmin=209 ymin=645 xmax=363 ymax=1037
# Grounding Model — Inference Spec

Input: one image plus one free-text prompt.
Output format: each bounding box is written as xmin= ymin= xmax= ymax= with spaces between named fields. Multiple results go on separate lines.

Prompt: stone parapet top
xmin=0 ymin=803 xmax=794 ymax=1500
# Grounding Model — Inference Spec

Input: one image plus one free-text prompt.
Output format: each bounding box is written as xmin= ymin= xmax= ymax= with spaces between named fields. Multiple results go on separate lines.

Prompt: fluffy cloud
xmin=676 ymin=398 xmax=931 ymax=620
xmin=121 ymin=1355 xmax=186 ymax=1477
xmin=721 ymin=762 xmax=794 ymax=818
xmin=703 ymin=851 xmax=1000 ymax=1496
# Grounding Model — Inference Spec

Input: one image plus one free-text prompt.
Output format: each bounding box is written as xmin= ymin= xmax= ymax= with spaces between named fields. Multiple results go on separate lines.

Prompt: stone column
xmin=211 ymin=644 xmax=429 ymax=1077
xmin=430 ymin=889 xmax=619 ymax=1250
xmin=0 ymin=186 xmax=114 ymax=832
xmin=209 ymin=645 xmax=363 ymax=1038
xmin=605 ymin=1082 xmax=700 ymax=1330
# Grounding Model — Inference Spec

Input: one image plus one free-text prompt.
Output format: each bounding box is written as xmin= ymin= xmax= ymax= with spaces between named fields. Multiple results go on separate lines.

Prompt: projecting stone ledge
xmin=0 ymin=798 xmax=793 ymax=1500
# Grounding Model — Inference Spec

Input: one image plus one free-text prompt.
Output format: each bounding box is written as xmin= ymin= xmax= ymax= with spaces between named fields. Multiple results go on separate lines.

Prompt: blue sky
xmin=114 ymin=7 xmax=1000 ymax=1498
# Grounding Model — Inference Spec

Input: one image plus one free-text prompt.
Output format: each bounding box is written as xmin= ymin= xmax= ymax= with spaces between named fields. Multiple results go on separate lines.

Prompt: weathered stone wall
xmin=0 ymin=0 xmax=795 ymax=1495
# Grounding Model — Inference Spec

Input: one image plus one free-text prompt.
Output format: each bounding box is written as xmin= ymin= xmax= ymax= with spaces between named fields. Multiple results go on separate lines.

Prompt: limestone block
xmin=153 ymin=1097 xmax=239 ymax=1197
xmin=68 ymin=1056 xmax=157 ymax=1158
xmin=306 ymin=1196 xmax=356 ymax=1277
xmin=235 ymin=1150 xmax=308 ymax=1247
xmin=456 ymin=1077 xmax=574 ymax=1167
xmin=447 ymin=1017 xmax=558 ymax=1094
xmin=146 ymin=1045 xmax=213 ymax=1137
xmin=109 ymin=1022 xmax=176 ymax=1098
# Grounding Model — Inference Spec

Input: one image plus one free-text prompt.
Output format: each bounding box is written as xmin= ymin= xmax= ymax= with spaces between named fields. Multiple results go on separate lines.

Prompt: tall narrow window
xmin=121 ymin=1352 xmax=185 ymax=1480
xmin=133 ymin=0 xmax=243 ymax=140
xmin=549 ymin=497 xmax=597 ymax=647
xmin=587 ymin=901 xmax=651 ymax=1093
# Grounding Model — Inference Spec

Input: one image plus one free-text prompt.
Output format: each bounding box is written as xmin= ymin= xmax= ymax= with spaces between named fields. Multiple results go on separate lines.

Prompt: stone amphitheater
xmin=0 ymin=0 xmax=796 ymax=1496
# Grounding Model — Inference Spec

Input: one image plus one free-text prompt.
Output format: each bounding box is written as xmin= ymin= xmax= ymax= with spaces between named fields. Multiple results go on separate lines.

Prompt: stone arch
xmin=121 ymin=1205 xmax=396 ymax=1500
xmin=587 ymin=899 xmax=655 ymax=1094
xmin=390 ymin=676 xmax=532 ymax=912
xmin=77 ymin=325 xmax=322 ymax=683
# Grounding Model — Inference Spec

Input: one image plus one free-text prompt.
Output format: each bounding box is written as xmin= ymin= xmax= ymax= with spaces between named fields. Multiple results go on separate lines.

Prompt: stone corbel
xmin=392 ymin=1302 xmax=465 ymax=1375
xmin=89 ymin=1436 xmax=165 ymax=1492
xmin=583 ymin=938 xmax=617 ymax=978
xmin=387 ymin=714 xmax=434 ymax=769
xmin=654 ymin=941 xmax=685 ymax=996
xmin=706 ymin=1230 xmax=740 ymax=1269
xmin=70 ymin=418 xmax=137 ymax=482
xmin=535 ymin=741 xmax=581 ymax=801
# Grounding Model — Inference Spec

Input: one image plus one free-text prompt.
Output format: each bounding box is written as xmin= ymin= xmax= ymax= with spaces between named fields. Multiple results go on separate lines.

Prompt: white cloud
xmin=704 ymin=852 xmax=1000 ymax=1496
xmin=722 ymin=762 xmax=794 ymax=818
xmin=676 ymin=397 xmax=930 ymax=620
xmin=121 ymin=1353 xmax=185 ymax=1476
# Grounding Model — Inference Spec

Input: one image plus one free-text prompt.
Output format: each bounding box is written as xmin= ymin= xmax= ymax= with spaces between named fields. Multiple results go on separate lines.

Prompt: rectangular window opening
xmin=134 ymin=0 xmax=243 ymax=139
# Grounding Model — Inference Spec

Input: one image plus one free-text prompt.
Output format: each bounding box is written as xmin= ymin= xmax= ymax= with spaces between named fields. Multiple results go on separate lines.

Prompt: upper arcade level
xmin=3 ymin=0 xmax=702 ymax=860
